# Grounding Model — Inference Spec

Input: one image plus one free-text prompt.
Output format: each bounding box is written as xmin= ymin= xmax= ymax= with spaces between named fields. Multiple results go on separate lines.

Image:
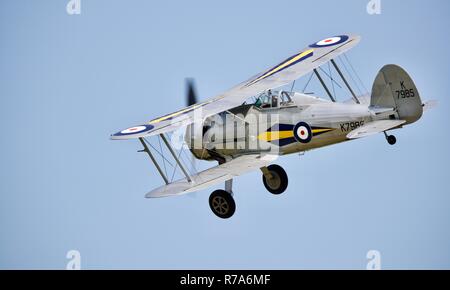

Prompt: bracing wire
xmin=319 ymin=67 xmax=343 ymax=89
xmin=343 ymin=53 xmax=369 ymax=94
xmin=328 ymin=62 xmax=337 ymax=101
xmin=338 ymin=56 xmax=363 ymax=96
xmin=143 ymin=137 xmax=174 ymax=168
xmin=178 ymin=151 xmax=194 ymax=177
xmin=179 ymin=143 xmax=197 ymax=175
xmin=290 ymin=80 xmax=296 ymax=93
xmin=302 ymin=72 xmax=314 ymax=93
xmin=170 ymin=149 xmax=184 ymax=182
xmin=157 ymin=135 xmax=168 ymax=178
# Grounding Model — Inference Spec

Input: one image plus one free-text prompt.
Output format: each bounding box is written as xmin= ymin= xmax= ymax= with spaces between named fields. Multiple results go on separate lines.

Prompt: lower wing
xmin=146 ymin=154 xmax=278 ymax=198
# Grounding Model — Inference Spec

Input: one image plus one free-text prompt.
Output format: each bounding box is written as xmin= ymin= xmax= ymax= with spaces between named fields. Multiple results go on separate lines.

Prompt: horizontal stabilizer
xmin=423 ymin=100 xmax=438 ymax=112
xmin=347 ymin=120 xmax=406 ymax=139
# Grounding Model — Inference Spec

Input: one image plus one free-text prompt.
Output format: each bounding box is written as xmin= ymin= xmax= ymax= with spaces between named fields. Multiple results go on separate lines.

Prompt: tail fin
xmin=371 ymin=64 xmax=423 ymax=124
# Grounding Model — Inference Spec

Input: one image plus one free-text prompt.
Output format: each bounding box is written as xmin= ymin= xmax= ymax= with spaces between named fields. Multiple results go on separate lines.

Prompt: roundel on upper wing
xmin=121 ymin=126 xmax=148 ymax=134
xmin=309 ymin=35 xmax=349 ymax=48
xmin=293 ymin=122 xmax=312 ymax=144
xmin=113 ymin=124 xmax=154 ymax=137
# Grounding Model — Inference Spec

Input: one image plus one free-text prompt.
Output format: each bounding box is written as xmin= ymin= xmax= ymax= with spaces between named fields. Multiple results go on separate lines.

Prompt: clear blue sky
xmin=1 ymin=0 xmax=449 ymax=269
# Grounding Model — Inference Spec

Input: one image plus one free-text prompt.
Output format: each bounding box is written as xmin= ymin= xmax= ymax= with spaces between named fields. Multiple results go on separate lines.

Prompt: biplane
xmin=111 ymin=34 xmax=431 ymax=219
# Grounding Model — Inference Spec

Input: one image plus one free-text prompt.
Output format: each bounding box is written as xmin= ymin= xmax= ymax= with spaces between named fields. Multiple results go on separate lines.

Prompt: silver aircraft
xmin=111 ymin=34 xmax=432 ymax=219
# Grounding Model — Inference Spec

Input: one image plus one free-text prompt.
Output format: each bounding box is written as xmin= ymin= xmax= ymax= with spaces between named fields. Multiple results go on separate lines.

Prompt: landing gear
xmin=209 ymin=190 xmax=236 ymax=219
xmin=384 ymin=132 xmax=397 ymax=145
xmin=261 ymin=165 xmax=288 ymax=195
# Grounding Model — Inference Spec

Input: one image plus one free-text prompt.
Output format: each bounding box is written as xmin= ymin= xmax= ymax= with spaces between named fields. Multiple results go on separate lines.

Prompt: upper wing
xmin=347 ymin=120 xmax=406 ymax=139
xmin=146 ymin=154 xmax=278 ymax=198
xmin=111 ymin=34 xmax=361 ymax=140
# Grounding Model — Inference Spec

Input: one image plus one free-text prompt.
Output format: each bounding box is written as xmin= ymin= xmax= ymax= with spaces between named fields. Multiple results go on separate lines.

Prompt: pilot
xmin=271 ymin=95 xmax=278 ymax=108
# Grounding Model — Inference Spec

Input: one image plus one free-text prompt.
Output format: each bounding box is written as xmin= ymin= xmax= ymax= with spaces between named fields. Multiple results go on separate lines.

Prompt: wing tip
xmin=346 ymin=33 xmax=362 ymax=46
xmin=110 ymin=124 xmax=155 ymax=140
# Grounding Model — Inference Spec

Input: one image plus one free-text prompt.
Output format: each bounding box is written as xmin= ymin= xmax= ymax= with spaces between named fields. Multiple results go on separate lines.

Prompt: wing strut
xmin=330 ymin=59 xmax=360 ymax=104
xmin=313 ymin=69 xmax=336 ymax=102
xmin=139 ymin=138 xmax=169 ymax=185
xmin=160 ymin=134 xmax=192 ymax=182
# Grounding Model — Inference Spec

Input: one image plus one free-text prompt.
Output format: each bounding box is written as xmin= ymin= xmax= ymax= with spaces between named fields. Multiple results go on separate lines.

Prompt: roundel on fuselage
xmin=293 ymin=122 xmax=312 ymax=144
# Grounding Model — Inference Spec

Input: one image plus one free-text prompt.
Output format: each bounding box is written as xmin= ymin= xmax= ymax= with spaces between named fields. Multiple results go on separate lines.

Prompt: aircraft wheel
xmin=387 ymin=135 xmax=397 ymax=145
xmin=262 ymin=165 xmax=288 ymax=195
xmin=209 ymin=190 xmax=236 ymax=219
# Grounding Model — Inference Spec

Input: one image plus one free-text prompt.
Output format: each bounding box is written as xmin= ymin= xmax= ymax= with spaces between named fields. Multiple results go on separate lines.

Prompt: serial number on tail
xmin=396 ymin=81 xmax=415 ymax=99
xmin=396 ymin=89 xmax=415 ymax=99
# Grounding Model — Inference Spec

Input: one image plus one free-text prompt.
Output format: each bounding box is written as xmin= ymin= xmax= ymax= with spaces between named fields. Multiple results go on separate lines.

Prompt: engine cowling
xmin=184 ymin=121 xmax=215 ymax=161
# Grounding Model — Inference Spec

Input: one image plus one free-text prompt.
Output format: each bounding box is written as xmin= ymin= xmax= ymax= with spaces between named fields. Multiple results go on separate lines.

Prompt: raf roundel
xmin=310 ymin=35 xmax=349 ymax=48
xmin=113 ymin=124 xmax=155 ymax=137
xmin=121 ymin=126 xmax=147 ymax=134
xmin=293 ymin=122 xmax=313 ymax=144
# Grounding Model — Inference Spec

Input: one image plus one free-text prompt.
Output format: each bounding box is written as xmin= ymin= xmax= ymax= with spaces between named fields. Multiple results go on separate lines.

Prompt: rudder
xmin=371 ymin=64 xmax=423 ymax=124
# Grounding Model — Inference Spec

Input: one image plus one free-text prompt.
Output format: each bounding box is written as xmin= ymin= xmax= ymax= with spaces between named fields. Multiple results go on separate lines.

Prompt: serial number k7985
xmin=340 ymin=121 xmax=364 ymax=132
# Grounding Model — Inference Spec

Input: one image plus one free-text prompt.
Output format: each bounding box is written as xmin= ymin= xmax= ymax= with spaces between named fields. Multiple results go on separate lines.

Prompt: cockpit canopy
xmin=246 ymin=90 xmax=331 ymax=109
xmin=250 ymin=90 xmax=295 ymax=109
